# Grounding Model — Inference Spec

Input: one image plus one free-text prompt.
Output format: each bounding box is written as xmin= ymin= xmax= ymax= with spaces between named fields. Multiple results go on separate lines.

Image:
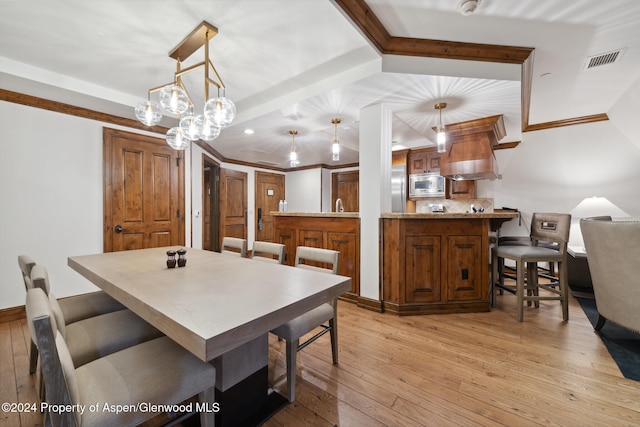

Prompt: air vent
xmin=257 ymin=160 xmax=279 ymax=166
xmin=584 ymin=48 xmax=626 ymax=70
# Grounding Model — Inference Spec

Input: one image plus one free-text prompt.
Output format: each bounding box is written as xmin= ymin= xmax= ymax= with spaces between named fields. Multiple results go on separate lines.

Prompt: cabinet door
xmin=327 ymin=231 xmax=359 ymax=295
xmin=446 ymin=235 xmax=483 ymax=300
xmin=408 ymin=152 xmax=427 ymax=174
xmin=425 ymin=152 xmax=441 ymax=173
xmin=405 ymin=235 xmax=442 ymax=302
xmin=446 ymin=179 xmax=477 ymax=199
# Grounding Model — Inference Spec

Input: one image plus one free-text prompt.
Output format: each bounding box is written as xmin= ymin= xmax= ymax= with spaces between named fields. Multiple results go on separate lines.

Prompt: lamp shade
xmin=196 ymin=115 xmax=221 ymax=141
xmin=569 ymin=196 xmax=630 ymax=248
xmin=570 ymin=196 xmax=629 ymax=220
xmin=166 ymin=127 xmax=190 ymax=150
xmin=160 ymin=84 xmax=190 ymax=115
xmin=135 ymin=100 xmax=162 ymax=126
xmin=204 ymin=97 xmax=236 ymax=128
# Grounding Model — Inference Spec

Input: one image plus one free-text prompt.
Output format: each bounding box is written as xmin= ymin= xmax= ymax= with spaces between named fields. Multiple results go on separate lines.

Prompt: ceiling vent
xmin=584 ymin=48 xmax=626 ymax=70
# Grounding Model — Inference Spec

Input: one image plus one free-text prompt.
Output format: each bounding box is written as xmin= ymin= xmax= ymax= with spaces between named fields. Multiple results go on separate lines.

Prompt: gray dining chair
xmin=251 ymin=241 xmax=286 ymax=264
xmin=18 ymin=256 xmax=126 ymax=374
xmin=492 ymin=213 xmax=571 ymax=322
xmin=29 ymin=265 xmax=163 ymax=368
xmin=26 ymin=287 xmax=216 ymax=427
xmin=221 ymin=237 xmax=248 ymax=257
xmin=271 ymin=246 xmax=340 ymax=402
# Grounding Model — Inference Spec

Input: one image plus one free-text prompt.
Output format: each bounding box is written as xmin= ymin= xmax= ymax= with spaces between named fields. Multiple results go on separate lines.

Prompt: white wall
xmin=285 ymin=169 xmax=322 ymax=212
xmin=3 ymin=97 xmax=639 ymax=310
xmin=481 ymin=119 xmax=640 ymax=239
xmin=0 ymin=102 xmax=160 ymax=309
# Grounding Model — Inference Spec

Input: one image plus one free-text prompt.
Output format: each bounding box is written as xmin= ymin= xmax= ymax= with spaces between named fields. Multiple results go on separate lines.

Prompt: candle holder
xmin=177 ymin=248 xmax=187 ymax=267
xmin=166 ymin=250 xmax=177 ymax=268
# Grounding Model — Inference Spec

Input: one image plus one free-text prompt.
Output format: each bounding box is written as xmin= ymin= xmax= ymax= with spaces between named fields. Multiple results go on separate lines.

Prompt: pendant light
xmin=435 ymin=102 xmax=447 ymax=153
xmin=289 ymin=130 xmax=299 ymax=167
xmin=133 ymin=22 xmax=232 ymax=149
xmin=331 ymin=118 xmax=341 ymax=161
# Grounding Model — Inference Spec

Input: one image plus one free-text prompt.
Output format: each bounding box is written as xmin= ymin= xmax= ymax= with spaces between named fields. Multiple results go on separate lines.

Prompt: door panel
xmin=405 ymin=235 xmax=442 ymax=303
xmin=332 ymin=170 xmax=359 ymax=212
xmin=255 ymin=171 xmax=285 ymax=243
xmin=219 ymin=168 xmax=247 ymax=246
xmin=104 ymin=128 xmax=184 ymax=252
xmin=446 ymin=235 xmax=483 ymax=300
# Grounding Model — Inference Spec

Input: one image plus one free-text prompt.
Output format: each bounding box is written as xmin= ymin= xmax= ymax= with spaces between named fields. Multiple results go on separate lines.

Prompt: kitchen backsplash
xmin=416 ymin=198 xmax=494 ymax=213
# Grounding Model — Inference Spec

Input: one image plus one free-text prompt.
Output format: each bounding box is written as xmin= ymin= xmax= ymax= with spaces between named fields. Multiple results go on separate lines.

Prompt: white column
xmin=359 ymin=104 xmax=392 ymax=300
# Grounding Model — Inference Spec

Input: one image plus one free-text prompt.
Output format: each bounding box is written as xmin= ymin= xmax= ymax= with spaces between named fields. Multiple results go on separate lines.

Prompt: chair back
xmin=580 ymin=218 xmax=640 ymax=332
xmin=295 ymin=246 xmax=340 ymax=275
xmin=18 ymin=255 xmax=36 ymax=290
xmin=530 ymin=213 xmax=571 ymax=253
xmin=31 ymin=265 xmax=67 ymax=337
xmin=26 ymin=288 xmax=79 ymax=426
xmin=221 ymin=237 xmax=247 ymax=257
xmin=252 ymin=241 xmax=286 ymax=264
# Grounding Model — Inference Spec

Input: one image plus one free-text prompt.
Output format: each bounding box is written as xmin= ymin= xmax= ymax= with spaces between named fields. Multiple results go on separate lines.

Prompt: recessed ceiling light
xmin=244 ymin=128 xmax=255 ymax=135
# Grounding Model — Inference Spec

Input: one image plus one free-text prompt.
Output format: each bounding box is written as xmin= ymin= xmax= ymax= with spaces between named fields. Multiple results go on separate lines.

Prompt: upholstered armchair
xmin=580 ymin=218 xmax=640 ymax=332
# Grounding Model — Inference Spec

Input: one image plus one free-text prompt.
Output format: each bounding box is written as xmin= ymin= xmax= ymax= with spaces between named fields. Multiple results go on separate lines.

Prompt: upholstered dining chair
xmin=18 ymin=256 xmax=126 ymax=374
xmin=26 ymin=287 xmax=216 ymax=427
xmin=30 ymin=266 xmax=163 ymax=368
xmin=580 ymin=217 xmax=640 ymax=333
xmin=492 ymin=213 xmax=571 ymax=322
xmin=251 ymin=241 xmax=286 ymax=264
xmin=221 ymin=236 xmax=248 ymax=257
xmin=271 ymin=246 xmax=340 ymax=402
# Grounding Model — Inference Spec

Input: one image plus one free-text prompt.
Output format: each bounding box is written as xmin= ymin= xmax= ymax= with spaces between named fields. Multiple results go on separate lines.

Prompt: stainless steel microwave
xmin=409 ymin=173 xmax=445 ymax=198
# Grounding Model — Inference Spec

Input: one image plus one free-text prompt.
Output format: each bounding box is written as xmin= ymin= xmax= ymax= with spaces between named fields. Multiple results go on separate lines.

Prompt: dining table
xmin=68 ymin=246 xmax=351 ymax=426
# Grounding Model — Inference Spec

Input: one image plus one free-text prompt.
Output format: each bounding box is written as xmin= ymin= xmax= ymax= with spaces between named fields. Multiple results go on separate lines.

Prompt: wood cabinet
xmin=273 ymin=214 xmax=360 ymax=301
xmin=446 ymin=179 xmax=477 ymax=199
xmin=408 ymin=148 xmax=441 ymax=174
xmin=382 ymin=217 xmax=490 ymax=314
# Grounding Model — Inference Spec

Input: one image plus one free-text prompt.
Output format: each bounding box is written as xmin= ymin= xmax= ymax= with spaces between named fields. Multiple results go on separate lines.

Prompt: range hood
xmin=439 ymin=115 xmax=505 ymax=181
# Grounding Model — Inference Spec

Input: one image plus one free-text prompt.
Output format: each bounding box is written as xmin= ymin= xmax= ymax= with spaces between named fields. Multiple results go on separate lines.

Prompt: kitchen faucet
xmin=335 ymin=198 xmax=344 ymax=213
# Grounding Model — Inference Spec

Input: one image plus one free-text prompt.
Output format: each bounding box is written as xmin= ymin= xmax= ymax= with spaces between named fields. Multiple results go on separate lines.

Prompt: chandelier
xmin=435 ymin=102 xmax=447 ymax=153
xmin=331 ymin=118 xmax=341 ymax=161
xmin=134 ymin=21 xmax=235 ymax=150
xmin=289 ymin=130 xmax=299 ymax=167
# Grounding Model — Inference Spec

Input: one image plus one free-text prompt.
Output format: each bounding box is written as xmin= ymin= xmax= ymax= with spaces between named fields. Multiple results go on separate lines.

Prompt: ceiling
xmin=2 ymin=0 xmax=639 ymax=169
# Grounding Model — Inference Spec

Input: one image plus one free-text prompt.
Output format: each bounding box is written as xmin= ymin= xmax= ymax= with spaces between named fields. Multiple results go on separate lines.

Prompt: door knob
xmin=115 ymin=224 xmax=123 ymax=233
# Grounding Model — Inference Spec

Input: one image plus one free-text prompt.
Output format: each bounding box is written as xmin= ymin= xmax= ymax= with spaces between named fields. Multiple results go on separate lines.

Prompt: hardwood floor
xmin=2 ymin=291 xmax=639 ymax=426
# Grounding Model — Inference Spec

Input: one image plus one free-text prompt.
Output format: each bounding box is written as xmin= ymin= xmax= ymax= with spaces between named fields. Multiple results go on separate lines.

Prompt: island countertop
xmin=271 ymin=212 xmax=360 ymax=218
xmin=271 ymin=211 xmax=517 ymax=219
xmin=380 ymin=211 xmax=519 ymax=219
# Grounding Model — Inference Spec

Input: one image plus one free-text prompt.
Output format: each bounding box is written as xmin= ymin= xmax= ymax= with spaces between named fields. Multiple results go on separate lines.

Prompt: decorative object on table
xmin=177 ymin=248 xmax=187 ymax=267
xmin=166 ymin=250 xmax=177 ymax=268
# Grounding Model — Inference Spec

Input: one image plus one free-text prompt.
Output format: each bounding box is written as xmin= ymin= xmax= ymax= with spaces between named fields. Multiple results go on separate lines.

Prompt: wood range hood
xmin=439 ymin=115 xmax=505 ymax=181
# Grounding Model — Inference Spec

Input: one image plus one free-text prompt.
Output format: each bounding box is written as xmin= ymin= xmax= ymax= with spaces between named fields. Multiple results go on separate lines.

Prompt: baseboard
xmin=356 ymin=296 xmax=383 ymax=313
xmin=0 ymin=305 xmax=26 ymax=323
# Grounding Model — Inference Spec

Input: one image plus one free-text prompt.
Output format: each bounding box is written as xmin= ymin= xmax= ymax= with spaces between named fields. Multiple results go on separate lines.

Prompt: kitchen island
xmin=381 ymin=212 xmax=518 ymax=315
xmin=272 ymin=212 xmax=360 ymax=302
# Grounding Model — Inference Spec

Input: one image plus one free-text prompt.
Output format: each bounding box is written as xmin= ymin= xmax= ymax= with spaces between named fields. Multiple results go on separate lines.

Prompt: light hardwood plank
xmin=3 ymin=289 xmax=639 ymax=426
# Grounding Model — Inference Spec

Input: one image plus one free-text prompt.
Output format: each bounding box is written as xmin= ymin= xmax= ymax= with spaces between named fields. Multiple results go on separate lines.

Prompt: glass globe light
xmin=195 ymin=115 xmax=221 ymax=141
xmin=159 ymin=84 xmax=190 ymax=115
xmin=166 ymin=127 xmax=190 ymax=150
xmin=179 ymin=114 xmax=201 ymax=141
xmin=134 ymin=100 xmax=162 ymax=126
xmin=204 ymin=96 xmax=236 ymax=128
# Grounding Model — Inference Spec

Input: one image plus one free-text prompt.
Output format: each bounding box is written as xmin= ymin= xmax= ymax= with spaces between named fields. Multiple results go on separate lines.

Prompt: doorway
xmin=103 ymin=128 xmax=185 ymax=252
xmin=202 ymin=156 xmax=220 ymax=252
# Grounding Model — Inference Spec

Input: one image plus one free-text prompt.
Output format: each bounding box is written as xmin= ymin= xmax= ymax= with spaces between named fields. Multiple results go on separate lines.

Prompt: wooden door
xmin=254 ymin=171 xmax=285 ymax=242
xmin=219 ymin=168 xmax=247 ymax=247
xmin=332 ymin=170 xmax=359 ymax=212
xmin=405 ymin=235 xmax=442 ymax=303
xmin=203 ymin=157 xmax=220 ymax=251
xmin=103 ymin=128 xmax=184 ymax=252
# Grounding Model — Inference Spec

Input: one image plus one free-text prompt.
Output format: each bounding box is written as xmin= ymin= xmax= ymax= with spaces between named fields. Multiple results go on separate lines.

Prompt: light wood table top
xmin=68 ymin=247 xmax=351 ymax=362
